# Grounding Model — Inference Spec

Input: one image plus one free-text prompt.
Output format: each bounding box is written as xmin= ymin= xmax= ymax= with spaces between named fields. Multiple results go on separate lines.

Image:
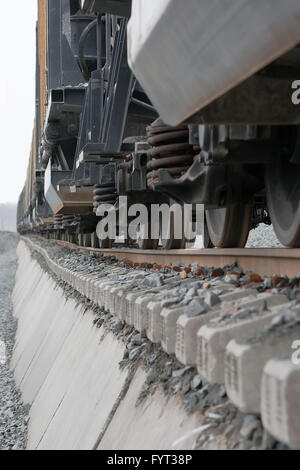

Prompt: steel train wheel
xmin=91 ymin=232 xmax=99 ymax=249
xmin=205 ymin=202 xmax=253 ymax=248
xmin=98 ymin=238 xmax=113 ymax=249
xmin=96 ymin=221 xmax=113 ymax=248
xmin=160 ymin=204 xmax=186 ymax=250
xmin=83 ymin=233 xmax=91 ymax=247
xmin=203 ymin=214 xmax=214 ymax=248
xmin=266 ymin=144 xmax=300 ymax=247
xmin=137 ymin=219 xmax=159 ymax=250
xmin=137 ymin=237 xmax=159 ymax=250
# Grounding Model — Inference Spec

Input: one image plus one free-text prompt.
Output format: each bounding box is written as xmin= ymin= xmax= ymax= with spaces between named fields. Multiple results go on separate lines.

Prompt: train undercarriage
xmin=17 ymin=0 xmax=300 ymax=250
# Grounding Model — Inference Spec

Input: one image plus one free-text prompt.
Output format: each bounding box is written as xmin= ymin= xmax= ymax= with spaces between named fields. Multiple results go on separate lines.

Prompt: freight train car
xmin=18 ymin=0 xmax=300 ymax=249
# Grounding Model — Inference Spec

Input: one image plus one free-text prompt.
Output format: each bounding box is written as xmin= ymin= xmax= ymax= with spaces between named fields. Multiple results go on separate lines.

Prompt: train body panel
xmin=128 ymin=0 xmax=300 ymax=126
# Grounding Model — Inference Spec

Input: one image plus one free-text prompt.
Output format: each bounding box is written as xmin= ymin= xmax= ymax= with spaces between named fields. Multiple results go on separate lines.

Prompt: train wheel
xmin=82 ymin=233 xmax=91 ymax=247
xmin=91 ymin=232 xmax=99 ymax=249
xmin=160 ymin=204 xmax=186 ymax=250
xmin=266 ymin=149 xmax=300 ymax=247
xmin=136 ymin=214 xmax=159 ymax=250
xmin=205 ymin=202 xmax=253 ymax=248
xmin=98 ymin=238 xmax=113 ymax=249
xmin=95 ymin=229 xmax=113 ymax=248
xmin=95 ymin=215 xmax=114 ymax=248
xmin=137 ymin=238 xmax=159 ymax=250
xmin=203 ymin=214 xmax=214 ymax=248
xmin=69 ymin=234 xmax=76 ymax=244
xmin=78 ymin=233 xmax=83 ymax=246
xmin=137 ymin=227 xmax=159 ymax=249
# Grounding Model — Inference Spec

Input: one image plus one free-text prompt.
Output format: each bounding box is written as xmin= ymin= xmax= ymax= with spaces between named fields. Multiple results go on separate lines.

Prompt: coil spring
xmin=146 ymin=124 xmax=195 ymax=187
xmin=54 ymin=214 xmax=64 ymax=229
xmin=93 ymin=183 xmax=117 ymax=213
xmin=62 ymin=215 xmax=75 ymax=229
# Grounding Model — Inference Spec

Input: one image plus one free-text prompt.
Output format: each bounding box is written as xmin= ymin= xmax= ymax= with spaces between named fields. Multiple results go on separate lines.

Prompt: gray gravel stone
xmin=0 ymin=232 xmax=29 ymax=450
xmin=129 ymin=346 xmax=143 ymax=361
xmin=185 ymin=298 xmax=207 ymax=318
xmin=146 ymin=367 xmax=158 ymax=384
xmin=246 ymin=225 xmax=283 ymax=248
xmin=191 ymin=374 xmax=203 ymax=391
xmin=240 ymin=415 xmax=260 ymax=440
xmin=110 ymin=319 xmax=124 ymax=334
xmin=203 ymin=290 xmax=220 ymax=308
xmin=172 ymin=366 xmax=192 ymax=378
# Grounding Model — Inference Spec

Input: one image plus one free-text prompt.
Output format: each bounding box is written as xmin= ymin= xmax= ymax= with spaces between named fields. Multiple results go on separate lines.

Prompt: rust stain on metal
xmin=37 ymin=237 xmax=300 ymax=278
xmin=38 ymin=0 xmax=48 ymax=134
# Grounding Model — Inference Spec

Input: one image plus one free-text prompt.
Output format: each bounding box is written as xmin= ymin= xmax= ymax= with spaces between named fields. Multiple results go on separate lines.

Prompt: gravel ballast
xmin=195 ymin=224 xmax=282 ymax=249
xmin=24 ymin=235 xmax=297 ymax=450
xmin=0 ymin=232 xmax=29 ymax=450
xmin=246 ymin=225 xmax=283 ymax=248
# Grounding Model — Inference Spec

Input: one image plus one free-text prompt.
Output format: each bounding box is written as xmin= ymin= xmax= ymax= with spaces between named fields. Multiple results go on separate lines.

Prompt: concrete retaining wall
xmin=11 ymin=242 xmax=202 ymax=450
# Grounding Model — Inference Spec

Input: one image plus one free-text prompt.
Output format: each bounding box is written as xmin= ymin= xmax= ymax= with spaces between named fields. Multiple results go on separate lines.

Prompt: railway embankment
xmin=0 ymin=232 xmax=29 ymax=450
xmin=10 ymin=238 xmax=299 ymax=450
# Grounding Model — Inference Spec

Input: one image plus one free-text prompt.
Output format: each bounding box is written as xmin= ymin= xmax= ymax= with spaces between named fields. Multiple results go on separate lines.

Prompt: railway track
xmin=12 ymin=0 xmax=300 ymax=451
xmin=24 ymin=235 xmax=300 ymax=449
xmin=38 ymin=236 xmax=300 ymax=278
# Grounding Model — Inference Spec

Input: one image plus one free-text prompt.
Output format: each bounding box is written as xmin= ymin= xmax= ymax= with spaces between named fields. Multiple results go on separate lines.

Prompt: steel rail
xmin=35 ymin=237 xmax=300 ymax=277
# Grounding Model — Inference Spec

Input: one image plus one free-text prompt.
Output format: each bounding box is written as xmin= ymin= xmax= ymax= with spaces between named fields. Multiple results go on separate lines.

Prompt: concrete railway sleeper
xmin=21 ymin=236 xmax=300 ymax=449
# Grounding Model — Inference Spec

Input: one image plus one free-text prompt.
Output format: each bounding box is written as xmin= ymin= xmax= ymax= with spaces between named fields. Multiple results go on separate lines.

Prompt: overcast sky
xmin=0 ymin=1 xmax=37 ymax=204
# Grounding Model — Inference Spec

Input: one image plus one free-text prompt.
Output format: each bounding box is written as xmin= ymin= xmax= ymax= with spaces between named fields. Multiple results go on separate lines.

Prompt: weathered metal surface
xmin=38 ymin=237 xmax=300 ymax=277
xmin=186 ymin=73 xmax=300 ymax=125
xmin=38 ymin=0 xmax=48 ymax=134
xmin=128 ymin=0 xmax=300 ymax=126
xmin=92 ymin=0 xmax=132 ymax=17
